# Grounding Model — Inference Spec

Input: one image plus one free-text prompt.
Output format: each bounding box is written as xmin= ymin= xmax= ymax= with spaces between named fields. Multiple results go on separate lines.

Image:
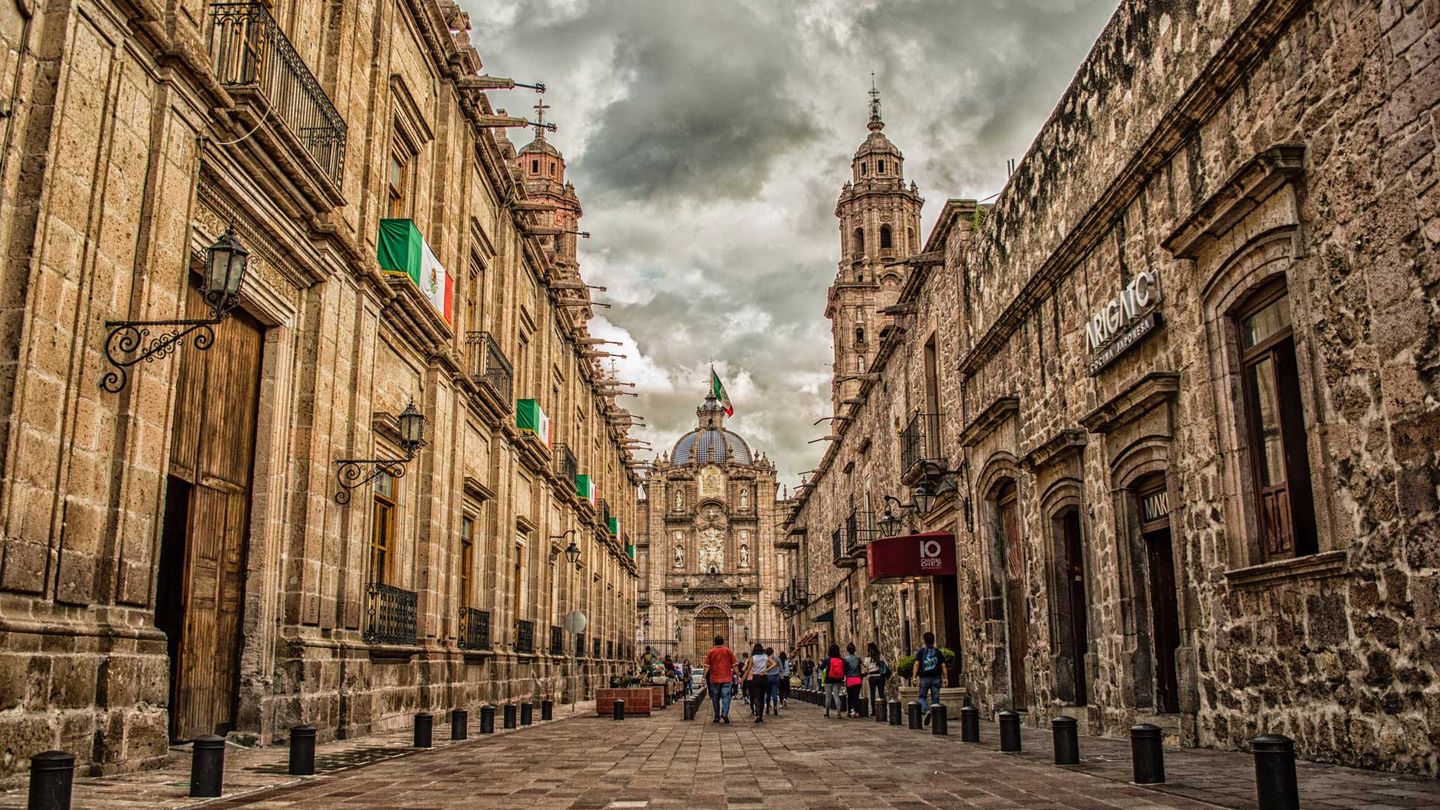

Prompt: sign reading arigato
xmin=866 ymin=532 xmax=957 ymax=583
xmin=1085 ymin=269 xmax=1162 ymax=375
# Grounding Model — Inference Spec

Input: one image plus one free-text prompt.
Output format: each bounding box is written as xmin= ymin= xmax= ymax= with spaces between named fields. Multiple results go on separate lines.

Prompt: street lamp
xmin=101 ymin=226 xmax=251 ymax=393
xmin=878 ymin=494 xmax=910 ymax=538
xmin=333 ymin=398 xmax=427 ymax=503
xmin=912 ymin=481 xmax=937 ymax=515
xmin=565 ymin=538 xmax=582 ymax=566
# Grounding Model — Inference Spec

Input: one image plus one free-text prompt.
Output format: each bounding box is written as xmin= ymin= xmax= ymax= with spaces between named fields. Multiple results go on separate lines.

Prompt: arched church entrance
xmin=694 ymin=606 xmax=730 ymax=661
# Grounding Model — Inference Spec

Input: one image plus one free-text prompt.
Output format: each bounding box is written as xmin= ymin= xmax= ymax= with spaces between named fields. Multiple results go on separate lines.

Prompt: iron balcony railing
xmin=575 ymin=632 xmax=586 ymax=657
xmin=364 ymin=583 xmax=417 ymax=646
xmin=457 ymin=607 xmax=491 ymax=650
xmin=515 ymin=619 xmax=536 ymax=654
xmin=554 ymin=444 xmax=578 ymax=483
xmin=550 ymin=625 xmax=564 ymax=655
xmin=846 ymin=509 xmax=876 ymax=554
xmin=901 ymin=412 xmax=944 ymax=478
xmin=208 ymin=3 xmax=347 ymax=185
xmin=466 ymin=332 xmax=514 ymax=410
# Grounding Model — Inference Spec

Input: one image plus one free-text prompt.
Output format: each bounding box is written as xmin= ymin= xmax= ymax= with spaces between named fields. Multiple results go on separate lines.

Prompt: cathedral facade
xmin=635 ymin=397 xmax=789 ymax=662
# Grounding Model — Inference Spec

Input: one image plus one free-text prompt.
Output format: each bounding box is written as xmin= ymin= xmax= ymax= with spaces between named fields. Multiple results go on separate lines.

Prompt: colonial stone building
xmin=0 ymin=0 xmax=639 ymax=783
xmin=635 ymin=396 xmax=789 ymax=662
xmin=785 ymin=0 xmax=1439 ymax=777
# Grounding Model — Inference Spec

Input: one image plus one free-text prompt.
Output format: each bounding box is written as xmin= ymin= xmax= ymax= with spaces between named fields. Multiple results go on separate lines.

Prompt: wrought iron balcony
xmin=515 ymin=619 xmax=536 ymax=654
xmin=845 ymin=509 xmax=876 ymax=555
xmin=208 ymin=3 xmax=347 ymax=186
xmin=554 ymin=443 xmax=578 ymax=484
xmin=458 ymin=607 xmax=491 ymax=650
xmin=550 ymin=625 xmax=564 ymax=655
xmin=901 ymin=411 xmax=944 ymax=481
xmin=364 ymin=583 xmax=417 ymax=646
xmin=599 ymin=498 xmax=612 ymax=528
xmin=466 ymin=331 xmax=514 ymax=411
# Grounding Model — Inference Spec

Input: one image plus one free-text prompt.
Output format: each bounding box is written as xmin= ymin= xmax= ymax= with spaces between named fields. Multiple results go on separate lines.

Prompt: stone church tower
xmin=635 ymin=395 xmax=789 ymax=661
xmin=511 ymin=105 xmax=592 ymax=321
xmin=827 ymin=84 xmax=924 ymax=412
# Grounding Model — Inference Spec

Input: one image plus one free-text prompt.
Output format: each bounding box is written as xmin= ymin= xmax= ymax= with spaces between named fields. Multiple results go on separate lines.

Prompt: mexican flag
xmin=576 ymin=474 xmax=597 ymax=506
xmin=516 ymin=399 xmax=551 ymax=448
xmin=377 ymin=218 xmax=453 ymax=323
xmin=709 ymin=367 xmax=733 ymax=416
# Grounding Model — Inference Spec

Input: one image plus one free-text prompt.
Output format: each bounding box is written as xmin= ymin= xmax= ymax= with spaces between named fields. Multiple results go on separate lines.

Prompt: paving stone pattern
xmin=11 ymin=697 xmax=1436 ymax=809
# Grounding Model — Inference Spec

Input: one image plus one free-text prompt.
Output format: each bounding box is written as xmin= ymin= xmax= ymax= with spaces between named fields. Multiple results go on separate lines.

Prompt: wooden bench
xmin=595 ymin=688 xmax=653 ymax=716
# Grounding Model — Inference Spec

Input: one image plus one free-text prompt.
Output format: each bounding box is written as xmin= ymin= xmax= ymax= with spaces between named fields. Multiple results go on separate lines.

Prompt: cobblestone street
xmin=9 ymin=699 xmax=1438 ymax=809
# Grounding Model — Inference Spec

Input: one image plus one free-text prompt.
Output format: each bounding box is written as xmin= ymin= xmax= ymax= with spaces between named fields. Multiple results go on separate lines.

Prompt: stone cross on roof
xmin=868 ymin=73 xmax=883 ymax=131
xmin=532 ymin=99 xmax=551 ymax=139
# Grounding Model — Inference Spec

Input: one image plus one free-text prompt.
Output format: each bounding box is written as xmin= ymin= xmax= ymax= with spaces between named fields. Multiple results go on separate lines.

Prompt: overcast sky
xmin=461 ymin=0 xmax=1118 ymax=490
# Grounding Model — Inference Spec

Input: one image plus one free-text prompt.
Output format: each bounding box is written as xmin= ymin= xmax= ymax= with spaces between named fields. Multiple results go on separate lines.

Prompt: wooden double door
xmin=693 ymin=608 xmax=730 ymax=662
xmin=155 ymin=282 xmax=264 ymax=740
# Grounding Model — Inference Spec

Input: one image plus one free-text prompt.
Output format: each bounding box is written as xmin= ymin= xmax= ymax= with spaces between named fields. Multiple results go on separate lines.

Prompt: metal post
xmin=1130 ymin=724 xmax=1165 ymax=784
xmin=503 ymin=703 xmax=517 ymax=729
xmin=907 ymin=701 xmax=922 ymax=730
xmin=414 ymin=713 xmax=433 ymax=748
xmin=1052 ymin=716 xmax=1079 ymax=765
xmin=683 ymin=693 xmax=697 ymax=720
xmin=873 ymin=698 xmax=886 ymax=723
xmin=930 ymin=704 xmax=948 ymax=735
xmin=613 ymin=698 xmax=625 ymax=720
xmin=1253 ymin=734 xmax=1299 ymax=809
xmin=288 ymin=726 xmax=317 ymax=776
xmin=888 ymin=700 xmax=903 ymax=726
xmin=451 ymin=709 xmax=468 ymax=740
xmin=541 ymin=699 xmax=554 ymax=721
xmin=520 ymin=702 xmax=534 ymax=726
xmin=999 ymin=711 xmax=1022 ymax=752
xmin=26 ymin=751 xmax=74 ymax=810
xmin=189 ymin=735 xmax=226 ymax=798
xmin=856 ymin=694 xmax=868 ymax=718
xmin=480 ymin=705 xmax=496 ymax=734
xmin=960 ymin=705 xmax=980 ymax=742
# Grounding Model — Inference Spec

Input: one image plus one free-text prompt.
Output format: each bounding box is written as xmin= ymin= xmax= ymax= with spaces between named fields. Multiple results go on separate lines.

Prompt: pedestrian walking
xmin=912 ymin=632 xmax=948 ymax=725
xmin=742 ymin=643 xmax=777 ymax=723
xmin=764 ymin=646 xmax=781 ymax=716
xmin=702 ymin=635 xmax=738 ymax=724
xmin=682 ymin=659 xmax=693 ymax=696
xmin=864 ymin=642 xmax=890 ymax=705
xmin=777 ymin=651 xmax=792 ymax=708
xmin=822 ymin=644 xmax=846 ymax=718
xmin=801 ymin=657 xmax=816 ymax=690
xmin=842 ymin=642 xmax=864 ymax=717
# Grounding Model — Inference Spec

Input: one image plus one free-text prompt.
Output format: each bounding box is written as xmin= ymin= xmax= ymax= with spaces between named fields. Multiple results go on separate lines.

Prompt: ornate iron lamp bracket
xmin=101 ymin=314 xmax=222 ymax=394
xmin=334 ymin=450 xmax=414 ymax=504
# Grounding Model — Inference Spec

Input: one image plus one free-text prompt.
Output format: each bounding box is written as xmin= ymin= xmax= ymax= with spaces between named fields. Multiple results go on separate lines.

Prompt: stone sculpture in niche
xmin=698 ymin=527 xmax=724 ymax=574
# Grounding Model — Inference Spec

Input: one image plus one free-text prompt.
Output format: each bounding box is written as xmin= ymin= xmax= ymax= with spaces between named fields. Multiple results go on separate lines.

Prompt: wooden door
xmin=1145 ymin=526 xmax=1181 ymax=714
xmin=1060 ymin=509 xmax=1089 ymax=706
xmin=998 ymin=485 xmax=1028 ymax=707
xmin=694 ymin=608 xmax=729 ymax=662
xmin=163 ymin=281 xmax=263 ymax=740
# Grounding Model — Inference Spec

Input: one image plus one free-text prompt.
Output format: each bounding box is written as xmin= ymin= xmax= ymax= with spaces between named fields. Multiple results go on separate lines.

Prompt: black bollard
xmin=190 ymin=735 xmax=226 ymax=798
xmin=683 ymin=693 xmax=697 ymax=720
xmin=520 ymin=702 xmax=533 ymax=726
xmin=931 ymin=704 xmax=948 ymax=735
xmin=873 ymin=698 xmax=886 ymax=724
xmin=288 ymin=725 xmax=317 ymax=776
xmin=480 ymin=705 xmax=496 ymax=734
xmin=857 ymin=695 xmax=868 ymax=718
xmin=1130 ymin=724 xmax=1165 ymax=784
xmin=907 ymin=701 xmax=922 ymax=730
xmin=1052 ymin=716 xmax=1079 ymax=765
xmin=999 ymin=711 xmax=1022 ymax=752
xmin=414 ymin=713 xmax=433 ymax=748
xmin=613 ymin=699 xmax=625 ymax=720
xmin=1253 ymin=734 xmax=1299 ymax=810
xmin=960 ymin=705 xmax=980 ymax=742
xmin=503 ymin=703 xmax=517 ymax=729
xmin=451 ymin=709 xmax=468 ymax=740
xmin=27 ymin=750 xmax=74 ymax=810
xmin=541 ymin=699 xmax=553 ymax=721
xmin=888 ymin=700 xmax=903 ymax=726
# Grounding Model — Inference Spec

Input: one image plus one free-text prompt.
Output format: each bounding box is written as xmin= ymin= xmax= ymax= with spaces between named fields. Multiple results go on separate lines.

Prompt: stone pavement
xmin=5 ymin=698 xmax=1439 ymax=808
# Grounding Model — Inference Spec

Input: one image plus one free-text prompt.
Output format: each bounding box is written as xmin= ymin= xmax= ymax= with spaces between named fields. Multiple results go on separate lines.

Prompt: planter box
xmin=896 ymin=685 xmax=970 ymax=707
xmin=650 ymin=686 xmax=666 ymax=709
xmin=595 ymin=688 xmax=653 ymax=716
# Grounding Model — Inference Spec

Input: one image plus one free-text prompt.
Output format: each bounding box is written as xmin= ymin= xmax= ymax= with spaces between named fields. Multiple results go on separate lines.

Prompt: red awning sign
xmin=866 ymin=531 xmax=956 ymax=583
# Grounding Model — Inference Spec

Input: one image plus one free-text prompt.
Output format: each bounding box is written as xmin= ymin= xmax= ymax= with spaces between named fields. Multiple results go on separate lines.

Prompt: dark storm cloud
xmin=460 ymin=0 xmax=1117 ymax=483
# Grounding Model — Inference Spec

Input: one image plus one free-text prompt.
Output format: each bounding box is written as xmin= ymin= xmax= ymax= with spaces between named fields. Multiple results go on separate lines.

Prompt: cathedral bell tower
xmin=826 ymin=80 xmax=923 ymax=413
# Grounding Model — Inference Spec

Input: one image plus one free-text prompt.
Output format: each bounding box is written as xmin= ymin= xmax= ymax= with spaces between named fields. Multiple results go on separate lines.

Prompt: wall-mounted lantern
xmin=333 ymin=399 xmax=426 ymax=503
xmin=101 ymin=227 xmax=250 ymax=393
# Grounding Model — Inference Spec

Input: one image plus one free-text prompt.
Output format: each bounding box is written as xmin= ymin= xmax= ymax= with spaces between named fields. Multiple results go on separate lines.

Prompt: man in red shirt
xmin=701 ymin=635 xmax=737 ymax=724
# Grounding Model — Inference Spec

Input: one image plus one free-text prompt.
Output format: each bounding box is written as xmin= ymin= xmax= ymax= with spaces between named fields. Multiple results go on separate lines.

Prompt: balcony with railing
xmin=553 ymin=444 xmax=578 ymax=487
xmin=208 ymin=3 xmax=347 ymax=190
xmin=515 ymin=619 xmax=536 ymax=654
xmin=457 ymin=607 xmax=491 ymax=650
xmin=845 ymin=509 xmax=876 ymax=558
xmin=900 ymin=412 xmax=944 ymax=483
xmin=364 ymin=583 xmax=417 ymax=646
xmin=550 ymin=625 xmax=564 ymax=655
xmin=830 ymin=528 xmax=854 ymax=568
xmin=465 ymin=331 xmax=514 ymax=413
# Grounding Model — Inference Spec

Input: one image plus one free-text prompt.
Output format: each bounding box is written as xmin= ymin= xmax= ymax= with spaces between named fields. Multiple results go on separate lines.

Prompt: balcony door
xmin=155 ymin=280 xmax=264 ymax=741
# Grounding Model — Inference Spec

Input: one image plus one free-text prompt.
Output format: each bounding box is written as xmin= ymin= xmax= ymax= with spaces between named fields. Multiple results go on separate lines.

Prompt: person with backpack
xmin=913 ymin=631 xmax=948 ymax=725
xmin=777 ymin=651 xmax=792 ymax=708
xmin=864 ymin=641 xmax=890 ymax=707
xmin=822 ymin=643 xmax=846 ymax=718
xmin=842 ymin=642 xmax=864 ymax=717
xmin=801 ymin=657 xmax=816 ymax=690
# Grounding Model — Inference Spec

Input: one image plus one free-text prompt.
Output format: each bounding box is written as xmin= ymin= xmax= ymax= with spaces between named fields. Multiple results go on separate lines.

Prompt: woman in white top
xmin=741 ymin=643 xmax=776 ymax=723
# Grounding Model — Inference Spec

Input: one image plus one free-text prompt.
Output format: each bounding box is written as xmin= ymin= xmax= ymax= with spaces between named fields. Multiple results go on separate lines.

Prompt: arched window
xmin=1235 ymin=281 xmax=1316 ymax=559
xmin=853 ymin=227 xmax=865 ymax=254
xmin=880 ymin=225 xmax=893 ymax=249
xmin=861 ymin=162 xmax=868 ymax=176
xmin=855 ymin=326 xmax=866 ymax=345
xmin=877 ymin=160 xmax=886 ymax=173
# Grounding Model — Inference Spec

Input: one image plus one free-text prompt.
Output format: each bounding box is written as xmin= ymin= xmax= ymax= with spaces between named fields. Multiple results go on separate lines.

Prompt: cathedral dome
xmin=519 ymin=136 xmax=561 ymax=157
xmin=669 ymin=394 xmax=751 ymax=465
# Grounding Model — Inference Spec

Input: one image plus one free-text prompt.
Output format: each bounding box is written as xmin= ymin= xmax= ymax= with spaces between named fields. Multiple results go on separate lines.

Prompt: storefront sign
xmin=866 ymin=532 xmax=956 ymax=583
xmin=1085 ymin=269 xmax=1162 ymax=375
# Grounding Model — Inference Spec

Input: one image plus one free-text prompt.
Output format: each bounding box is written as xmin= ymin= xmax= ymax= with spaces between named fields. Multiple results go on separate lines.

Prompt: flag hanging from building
xmin=710 ymin=367 xmax=733 ymax=416
xmin=377 ymin=218 xmax=453 ymax=323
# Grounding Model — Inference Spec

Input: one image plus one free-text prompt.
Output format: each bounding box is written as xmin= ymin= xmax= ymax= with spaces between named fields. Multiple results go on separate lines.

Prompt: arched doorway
xmin=995 ymin=481 xmax=1029 ymax=708
xmin=1134 ymin=473 xmax=1180 ymax=714
xmin=693 ymin=606 xmax=730 ymax=661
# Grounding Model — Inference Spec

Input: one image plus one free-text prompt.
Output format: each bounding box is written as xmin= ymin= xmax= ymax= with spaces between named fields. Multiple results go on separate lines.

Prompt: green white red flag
xmin=710 ymin=367 xmax=733 ymax=416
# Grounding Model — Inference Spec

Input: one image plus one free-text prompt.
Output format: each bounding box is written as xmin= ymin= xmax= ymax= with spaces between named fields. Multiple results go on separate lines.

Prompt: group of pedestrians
xmin=700 ymin=636 xmax=791 ymax=724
